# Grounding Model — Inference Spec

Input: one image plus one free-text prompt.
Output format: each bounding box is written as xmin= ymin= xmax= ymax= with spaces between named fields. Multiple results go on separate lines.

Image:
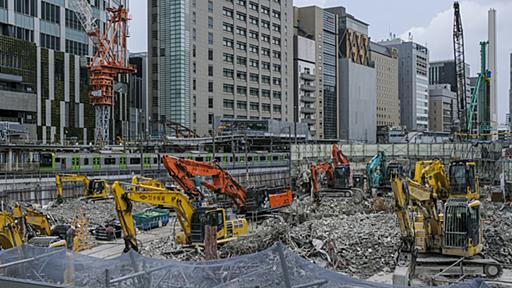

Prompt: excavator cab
xmin=87 ymin=180 xmax=109 ymax=198
xmin=189 ymin=208 xmax=248 ymax=244
xmin=332 ymin=166 xmax=351 ymax=189
xmin=443 ymin=198 xmax=482 ymax=257
xmin=449 ymin=161 xmax=479 ymax=199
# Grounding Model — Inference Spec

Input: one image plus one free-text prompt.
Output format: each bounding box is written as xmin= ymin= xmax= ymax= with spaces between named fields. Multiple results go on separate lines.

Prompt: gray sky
xmin=127 ymin=0 xmax=512 ymax=123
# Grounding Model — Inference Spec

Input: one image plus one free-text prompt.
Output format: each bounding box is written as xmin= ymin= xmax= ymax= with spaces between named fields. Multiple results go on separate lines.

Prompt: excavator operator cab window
xmin=89 ymin=181 xmax=105 ymax=194
xmin=206 ymin=210 xmax=224 ymax=232
xmin=450 ymin=164 xmax=468 ymax=195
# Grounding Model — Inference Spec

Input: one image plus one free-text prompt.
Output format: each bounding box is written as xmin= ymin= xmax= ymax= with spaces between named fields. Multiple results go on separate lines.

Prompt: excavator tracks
xmin=318 ymin=188 xmax=364 ymax=204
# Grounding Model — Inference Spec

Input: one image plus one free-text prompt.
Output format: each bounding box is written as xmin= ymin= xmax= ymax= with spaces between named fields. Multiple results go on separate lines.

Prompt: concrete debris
xmin=482 ymin=201 xmax=512 ymax=264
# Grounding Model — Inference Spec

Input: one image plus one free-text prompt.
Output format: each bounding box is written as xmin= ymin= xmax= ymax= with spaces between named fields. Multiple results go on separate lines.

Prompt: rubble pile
xmin=482 ymin=201 xmax=512 ymax=264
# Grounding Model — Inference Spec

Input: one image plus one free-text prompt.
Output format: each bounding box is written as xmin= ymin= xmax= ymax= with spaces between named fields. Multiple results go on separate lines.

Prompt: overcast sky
xmin=127 ymin=0 xmax=512 ymax=123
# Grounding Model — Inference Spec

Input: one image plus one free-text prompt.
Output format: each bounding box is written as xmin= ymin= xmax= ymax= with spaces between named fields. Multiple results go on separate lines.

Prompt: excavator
xmin=161 ymin=155 xmax=293 ymax=213
xmin=130 ymin=176 xmax=166 ymax=192
xmin=310 ymin=144 xmax=362 ymax=202
xmin=391 ymin=163 xmax=501 ymax=285
xmin=367 ymin=151 xmax=404 ymax=193
xmin=0 ymin=204 xmax=66 ymax=249
xmin=55 ymin=174 xmax=110 ymax=203
xmin=111 ymin=181 xmax=248 ymax=252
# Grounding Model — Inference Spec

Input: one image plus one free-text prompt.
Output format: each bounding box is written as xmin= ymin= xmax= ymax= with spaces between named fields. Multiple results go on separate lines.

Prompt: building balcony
xmin=301 ymin=95 xmax=316 ymax=103
xmin=300 ymin=72 xmax=316 ymax=81
xmin=300 ymin=84 xmax=316 ymax=92
xmin=301 ymin=106 xmax=316 ymax=114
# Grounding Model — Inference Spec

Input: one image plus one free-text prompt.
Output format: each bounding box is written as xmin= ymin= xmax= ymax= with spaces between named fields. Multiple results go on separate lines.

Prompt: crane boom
xmin=453 ymin=1 xmax=468 ymax=132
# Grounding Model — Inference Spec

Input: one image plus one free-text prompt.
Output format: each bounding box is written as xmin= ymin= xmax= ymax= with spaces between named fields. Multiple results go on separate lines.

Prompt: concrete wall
xmin=339 ymin=59 xmax=377 ymax=143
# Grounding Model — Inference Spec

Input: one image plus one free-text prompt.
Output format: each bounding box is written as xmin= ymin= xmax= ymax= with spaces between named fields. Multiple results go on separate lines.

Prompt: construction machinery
xmin=162 ymin=155 xmax=293 ymax=213
xmin=367 ymin=151 xmax=404 ymax=193
xmin=453 ymin=1 xmax=468 ymax=133
xmin=71 ymin=1 xmax=135 ymax=146
xmin=310 ymin=144 xmax=362 ymax=202
xmin=0 ymin=212 xmax=23 ymax=249
xmin=392 ymin=177 xmax=501 ymax=284
xmin=130 ymin=176 xmax=166 ymax=192
xmin=55 ymin=174 xmax=110 ymax=203
xmin=111 ymin=182 xmax=248 ymax=252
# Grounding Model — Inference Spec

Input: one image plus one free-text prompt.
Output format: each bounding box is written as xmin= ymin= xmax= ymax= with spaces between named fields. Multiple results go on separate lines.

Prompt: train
xmin=38 ymin=151 xmax=290 ymax=173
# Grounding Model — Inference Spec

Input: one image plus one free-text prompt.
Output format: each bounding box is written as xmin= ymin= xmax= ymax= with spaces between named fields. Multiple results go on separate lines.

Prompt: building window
xmin=237 ymin=56 xmax=247 ymax=66
xmin=223 ymin=99 xmax=234 ymax=109
xmin=249 ymin=73 xmax=259 ymax=83
xmin=262 ymin=90 xmax=271 ymax=98
xmin=273 ymin=104 xmax=282 ymax=113
xmin=262 ymin=48 xmax=270 ymax=57
xmin=66 ymin=9 xmax=84 ymax=31
xmin=223 ymin=22 xmax=233 ymax=33
xmin=14 ymin=0 xmax=36 ymax=16
xmin=249 ymin=30 xmax=259 ymax=39
xmin=272 ymin=10 xmax=281 ymax=19
xmin=236 ymin=26 xmax=246 ymax=36
xmin=261 ymin=20 xmax=270 ymax=29
xmin=236 ymin=12 xmax=246 ymax=21
xmin=272 ymin=50 xmax=281 ymax=59
xmin=261 ymin=6 xmax=270 ymax=15
xmin=250 ymin=88 xmax=259 ymax=97
xmin=273 ymin=77 xmax=281 ymax=86
xmin=272 ymin=23 xmax=281 ymax=32
xmin=208 ymin=16 xmax=213 ymax=28
xmin=273 ymin=91 xmax=282 ymax=99
xmin=249 ymin=59 xmax=259 ymax=68
xmin=262 ymin=103 xmax=271 ymax=112
xmin=208 ymin=49 xmax=214 ymax=60
xmin=0 ymin=0 xmax=6 ymax=8
xmin=208 ymin=98 xmax=214 ymax=109
xmin=208 ymin=81 xmax=214 ymax=92
xmin=262 ymin=76 xmax=270 ymax=84
xmin=237 ymin=0 xmax=246 ymax=6
xmin=262 ymin=62 xmax=270 ymax=70
xmin=208 ymin=32 xmax=214 ymax=45
xmin=237 ymin=71 xmax=247 ymax=81
xmin=208 ymin=65 xmax=214 ymax=76
xmin=223 ymin=84 xmax=234 ymax=94
xmin=40 ymin=33 xmax=61 ymax=50
xmin=41 ymin=1 xmax=60 ymax=23
xmin=249 ymin=1 xmax=258 ymax=11
xmin=237 ymin=101 xmax=247 ymax=110
xmin=236 ymin=41 xmax=247 ymax=51
xmin=261 ymin=34 xmax=270 ymax=42
xmin=250 ymin=102 xmax=259 ymax=111
xmin=223 ymin=68 xmax=234 ymax=79
xmin=65 ymin=39 xmax=89 ymax=56
xmin=249 ymin=16 xmax=258 ymax=25
xmin=249 ymin=44 xmax=258 ymax=53
xmin=222 ymin=7 xmax=233 ymax=18
xmin=223 ymin=38 xmax=233 ymax=48
xmin=237 ymin=86 xmax=247 ymax=96
xmin=273 ymin=64 xmax=281 ymax=72
xmin=272 ymin=37 xmax=281 ymax=45
xmin=223 ymin=53 xmax=234 ymax=63
xmin=208 ymin=0 xmax=213 ymax=13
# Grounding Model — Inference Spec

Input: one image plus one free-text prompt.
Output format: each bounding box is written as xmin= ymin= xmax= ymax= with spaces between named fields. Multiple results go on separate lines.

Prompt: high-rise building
xmin=488 ymin=8 xmax=497 ymax=132
xmin=380 ymin=38 xmax=429 ymax=131
xmin=370 ymin=41 xmax=400 ymax=128
xmin=0 ymin=0 xmax=126 ymax=144
xmin=330 ymin=8 xmax=376 ymax=143
xmin=429 ymin=60 xmax=471 ymax=97
xmin=293 ymin=35 xmax=318 ymax=137
xmin=127 ymin=52 xmax=149 ymax=141
xmin=428 ymin=84 xmax=456 ymax=133
xmin=150 ymin=0 xmax=294 ymax=137
xmin=294 ymin=6 xmax=339 ymax=139
xmin=509 ymin=53 xmax=512 ymax=129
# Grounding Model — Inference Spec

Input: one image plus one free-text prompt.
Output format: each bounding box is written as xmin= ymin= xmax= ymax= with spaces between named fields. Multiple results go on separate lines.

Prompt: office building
xmin=428 ymin=84 xmax=455 ymax=133
xmin=150 ymin=0 xmax=294 ymax=137
xmin=293 ymin=35 xmax=318 ymax=137
xmin=380 ymin=38 xmax=429 ymax=131
xmin=488 ymin=8 xmax=497 ymax=132
xmin=370 ymin=42 xmax=400 ymax=128
xmin=330 ymin=7 xmax=376 ymax=143
xmin=127 ymin=52 xmax=149 ymax=140
xmin=294 ymin=6 xmax=339 ymax=139
xmin=0 ymin=0 xmax=125 ymax=144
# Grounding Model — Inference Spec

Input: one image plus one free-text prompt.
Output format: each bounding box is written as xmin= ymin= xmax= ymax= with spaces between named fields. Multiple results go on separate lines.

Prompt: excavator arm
xmin=112 ymin=181 xmax=195 ymax=252
xmin=131 ymin=176 xmax=166 ymax=192
xmin=413 ymin=160 xmax=450 ymax=200
xmin=0 ymin=212 xmax=23 ymax=249
xmin=24 ymin=208 xmax=52 ymax=236
xmin=162 ymin=155 xmax=246 ymax=208
xmin=332 ymin=144 xmax=350 ymax=167
xmin=55 ymin=174 xmax=90 ymax=202
xmin=310 ymin=162 xmax=334 ymax=194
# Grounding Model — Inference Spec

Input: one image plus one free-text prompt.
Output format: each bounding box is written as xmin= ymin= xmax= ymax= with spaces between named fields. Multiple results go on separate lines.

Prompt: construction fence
xmin=0 ymin=244 xmax=489 ymax=288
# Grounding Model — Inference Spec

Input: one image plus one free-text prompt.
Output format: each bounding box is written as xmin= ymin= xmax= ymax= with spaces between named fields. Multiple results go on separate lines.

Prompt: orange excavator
xmin=310 ymin=144 xmax=362 ymax=202
xmin=162 ymin=155 xmax=293 ymax=213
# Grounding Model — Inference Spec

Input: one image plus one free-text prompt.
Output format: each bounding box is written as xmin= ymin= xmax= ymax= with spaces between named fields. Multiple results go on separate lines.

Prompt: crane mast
xmin=71 ymin=0 xmax=135 ymax=146
xmin=453 ymin=1 xmax=468 ymax=133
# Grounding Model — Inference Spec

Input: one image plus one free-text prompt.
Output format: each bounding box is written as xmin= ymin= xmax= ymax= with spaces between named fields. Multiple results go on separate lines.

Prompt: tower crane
xmin=70 ymin=0 xmax=135 ymax=146
xmin=453 ymin=1 xmax=468 ymax=133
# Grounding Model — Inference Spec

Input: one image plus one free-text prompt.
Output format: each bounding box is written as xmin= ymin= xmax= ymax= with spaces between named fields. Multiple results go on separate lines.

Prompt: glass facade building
xmin=322 ymin=11 xmax=337 ymax=139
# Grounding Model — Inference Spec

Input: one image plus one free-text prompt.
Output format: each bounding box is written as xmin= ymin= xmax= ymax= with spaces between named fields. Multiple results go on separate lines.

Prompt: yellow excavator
xmin=112 ymin=181 xmax=248 ymax=252
xmin=130 ymin=176 xmax=166 ymax=192
xmin=0 ymin=205 xmax=66 ymax=249
xmin=55 ymin=174 xmax=110 ymax=203
xmin=391 ymin=161 xmax=501 ymax=285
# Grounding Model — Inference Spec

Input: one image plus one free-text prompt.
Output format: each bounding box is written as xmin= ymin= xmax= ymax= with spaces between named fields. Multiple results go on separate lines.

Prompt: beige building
xmin=370 ymin=42 xmax=400 ymax=127
xmin=429 ymin=84 xmax=455 ymax=132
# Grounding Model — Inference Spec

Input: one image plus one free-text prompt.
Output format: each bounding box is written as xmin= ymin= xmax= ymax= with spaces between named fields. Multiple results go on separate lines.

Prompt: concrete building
xmin=293 ymin=35 xmax=318 ymax=137
xmin=370 ymin=42 xmax=400 ymax=128
xmin=0 ymin=0 xmax=124 ymax=144
xmin=488 ymin=8 xmax=497 ymax=132
xmin=509 ymin=53 xmax=512 ymax=129
xmin=428 ymin=84 xmax=456 ymax=133
xmin=294 ymin=6 xmax=339 ymax=139
xmin=150 ymin=0 xmax=294 ymax=137
xmin=429 ymin=60 xmax=471 ymax=98
xmin=380 ymin=38 xmax=429 ymax=131
xmin=127 ymin=52 xmax=149 ymax=141
xmin=332 ymin=9 xmax=376 ymax=143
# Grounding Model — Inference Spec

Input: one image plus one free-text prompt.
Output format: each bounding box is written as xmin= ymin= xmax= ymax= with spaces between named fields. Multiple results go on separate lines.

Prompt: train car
xmin=37 ymin=151 xmax=289 ymax=174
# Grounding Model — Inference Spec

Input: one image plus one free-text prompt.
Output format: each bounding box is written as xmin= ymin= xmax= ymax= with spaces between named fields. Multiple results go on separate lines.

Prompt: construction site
xmin=1 ymin=0 xmax=512 ymax=287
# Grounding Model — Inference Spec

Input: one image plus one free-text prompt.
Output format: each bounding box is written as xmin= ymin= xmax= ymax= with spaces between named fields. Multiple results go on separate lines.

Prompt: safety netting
xmin=0 ymin=244 xmax=488 ymax=288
